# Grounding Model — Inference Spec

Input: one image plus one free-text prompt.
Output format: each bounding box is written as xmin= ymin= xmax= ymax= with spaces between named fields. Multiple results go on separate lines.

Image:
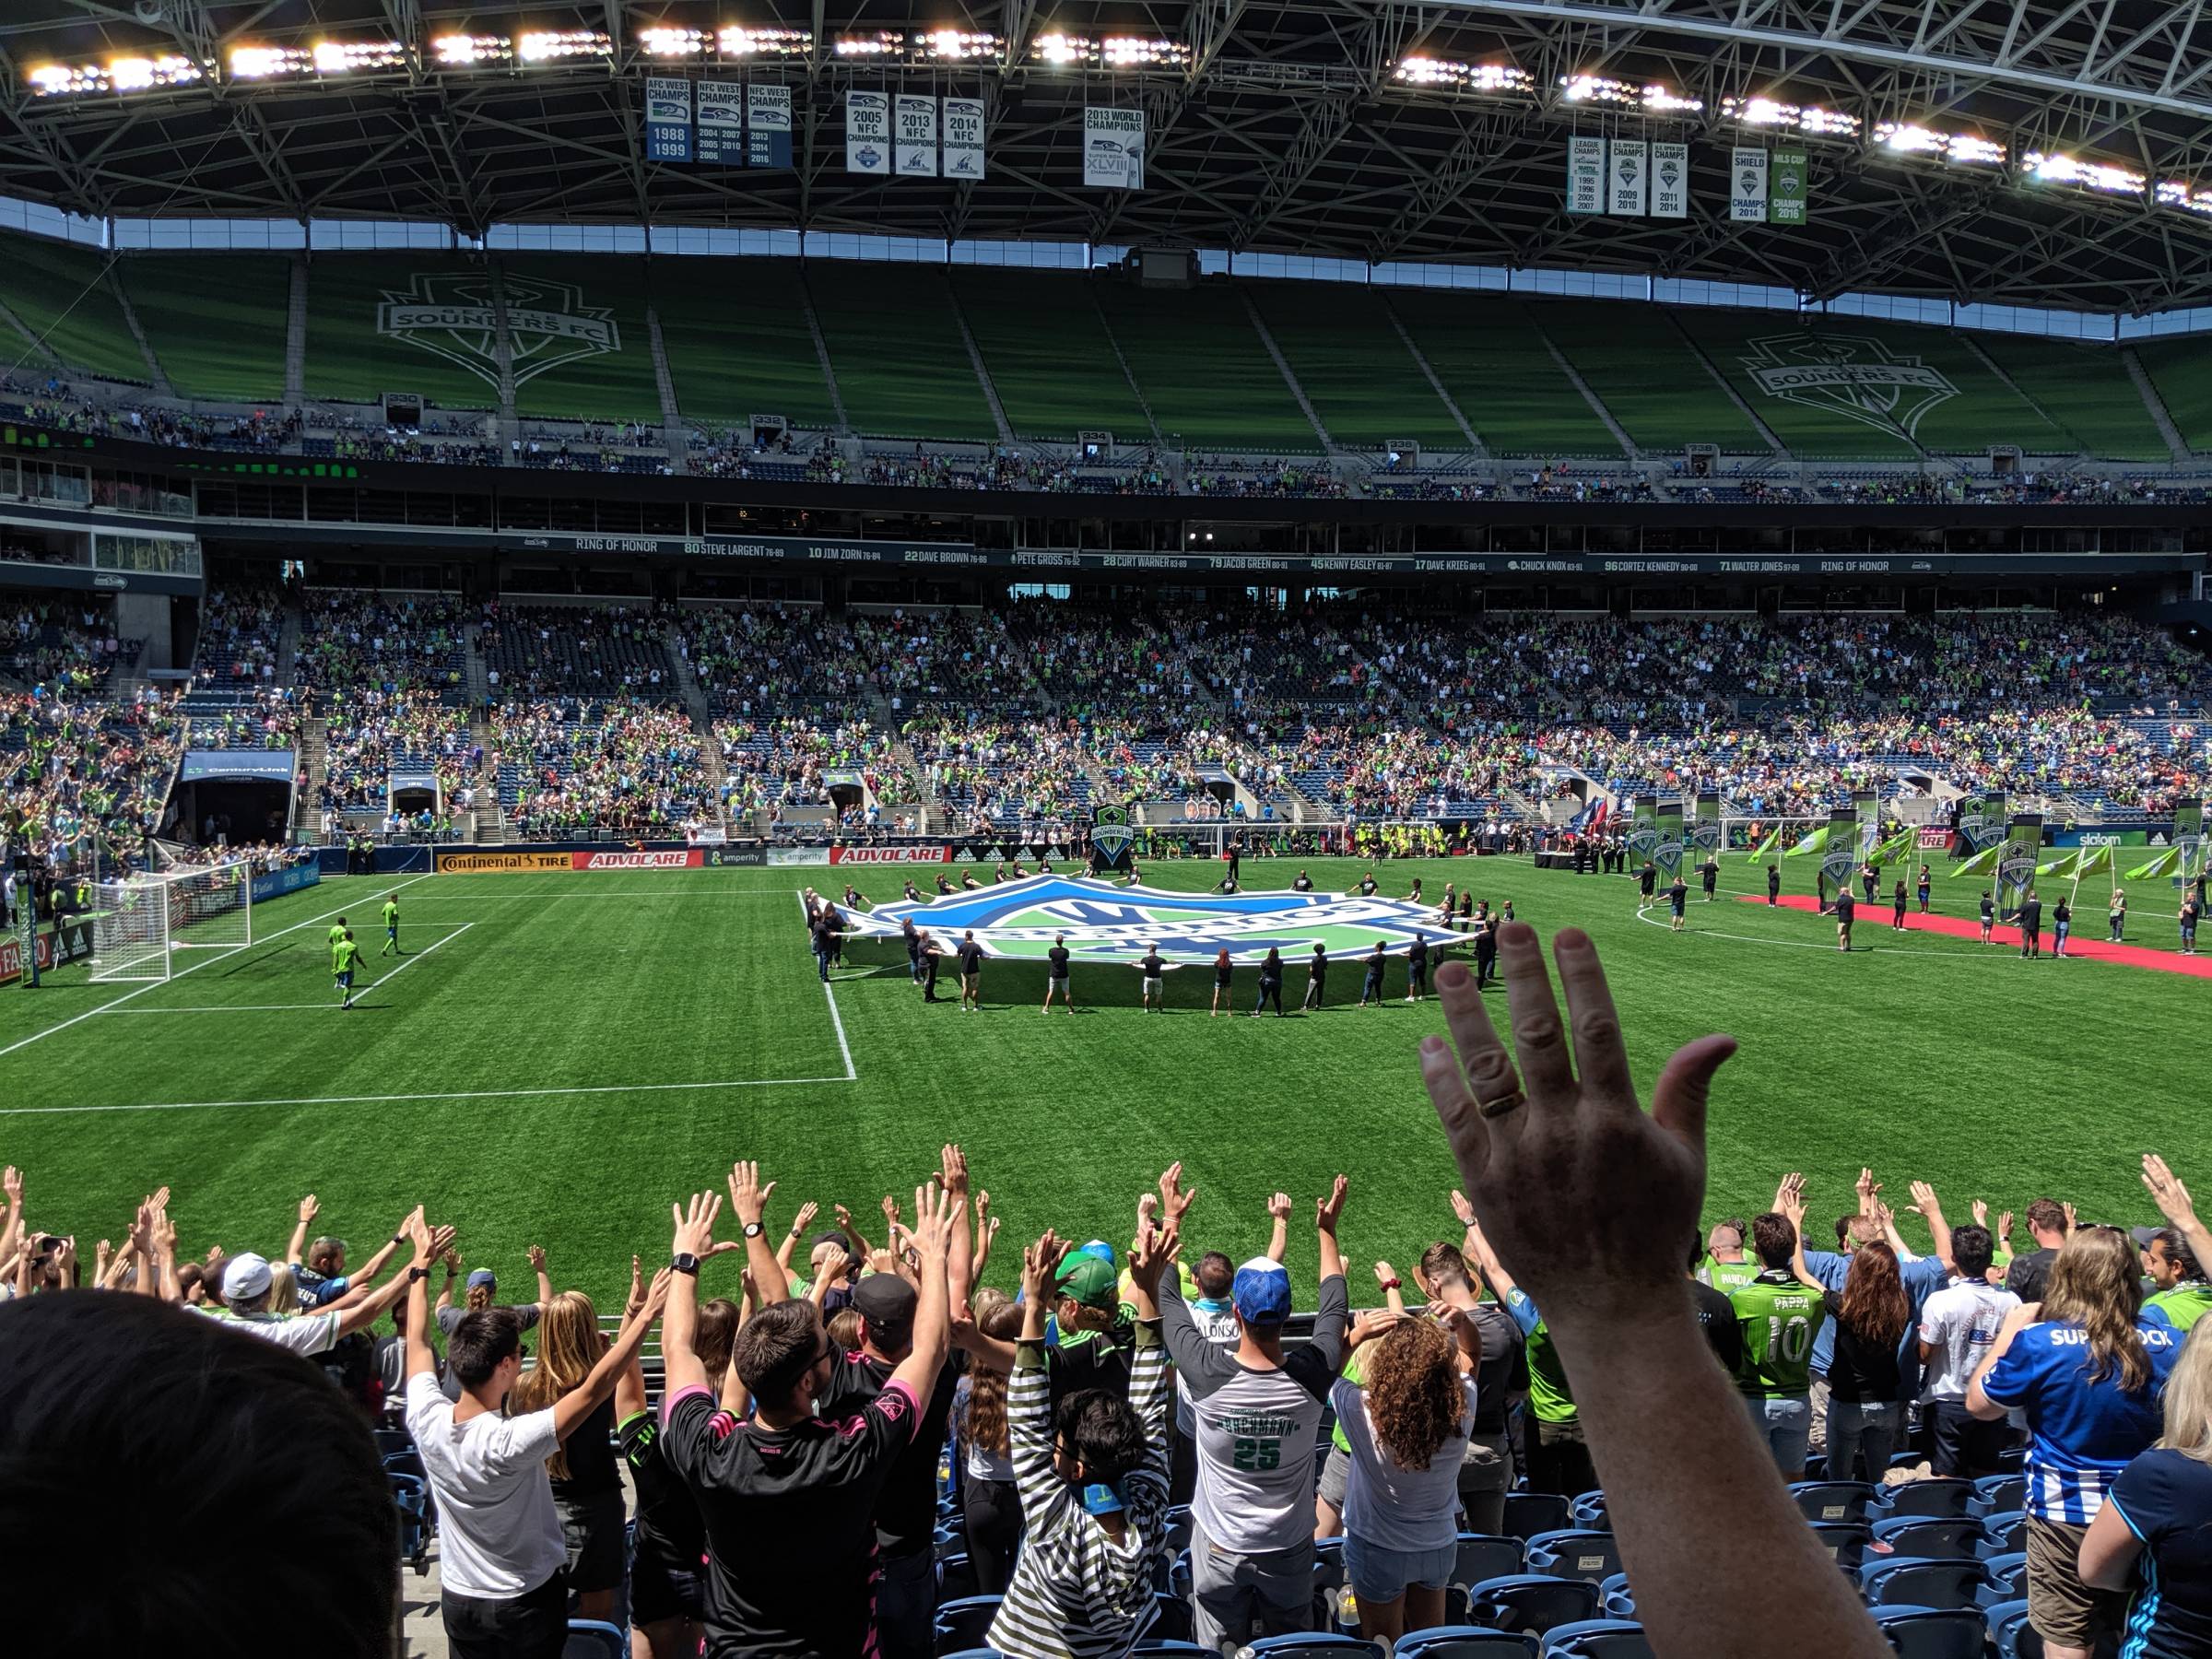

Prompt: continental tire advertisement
xmin=434 ymin=851 xmax=576 ymax=875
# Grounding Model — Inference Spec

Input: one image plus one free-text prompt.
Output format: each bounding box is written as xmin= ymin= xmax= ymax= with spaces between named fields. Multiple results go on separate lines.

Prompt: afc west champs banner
xmin=1084 ymin=107 xmax=1145 ymax=189
xmin=846 ymin=91 xmax=890 ymax=174
xmin=645 ymin=76 xmax=693 ymax=162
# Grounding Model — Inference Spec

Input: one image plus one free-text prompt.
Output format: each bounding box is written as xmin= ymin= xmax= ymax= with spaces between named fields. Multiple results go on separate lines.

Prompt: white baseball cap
xmin=223 ymin=1252 xmax=273 ymax=1303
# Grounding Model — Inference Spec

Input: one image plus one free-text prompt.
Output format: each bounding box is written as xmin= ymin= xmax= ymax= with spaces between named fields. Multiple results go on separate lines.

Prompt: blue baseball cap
xmin=465 ymin=1269 xmax=497 ymax=1290
xmin=1231 ymin=1257 xmax=1291 ymax=1324
xmin=1078 ymin=1240 xmax=1117 ymax=1265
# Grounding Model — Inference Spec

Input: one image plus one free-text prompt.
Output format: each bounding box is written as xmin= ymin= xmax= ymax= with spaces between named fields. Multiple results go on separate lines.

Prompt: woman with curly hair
xmin=1330 ymin=1305 xmax=1481 ymax=1643
xmin=507 ymin=1288 xmax=628 ymax=1623
xmin=1787 ymin=1235 xmax=1912 ymax=1479
xmin=957 ymin=1298 xmax=1028 ymax=1594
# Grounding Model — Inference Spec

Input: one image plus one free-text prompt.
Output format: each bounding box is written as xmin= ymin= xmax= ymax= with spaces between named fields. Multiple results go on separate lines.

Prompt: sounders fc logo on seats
xmin=1738 ymin=333 xmax=1959 ymax=439
xmin=377 ymin=272 xmax=621 ymax=394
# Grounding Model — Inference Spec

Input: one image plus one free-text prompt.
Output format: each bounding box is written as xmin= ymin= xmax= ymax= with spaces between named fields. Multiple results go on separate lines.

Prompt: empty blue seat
xmin=1243 ymin=1637 xmax=1380 ymax=1658
xmin=937 ymin=1551 xmax=979 ymax=1603
xmin=1567 ymin=1490 xmax=1609 ymax=1529
xmin=1469 ymin=1574 xmax=1604 ymax=1637
xmin=1984 ymin=1598 xmax=2041 ymax=1659
xmin=934 ymin=1594 xmax=1004 ymax=1655
xmin=1542 ymin=1620 xmax=1655 ymax=1659
xmin=1870 ymin=1606 xmax=1985 ymax=1659
xmin=1860 ymin=1558 xmax=1989 ymax=1610
xmin=1598 ymin=1572 xmax=1634 ymax=1619
xmin=1395 ymin=1630 xmax=1538 ymax=1659
xmin=388 ymin=1471 xmax=429 ymax=1571
xmin=1809 ymin=1521 xmax=1874 ymax=1571
xmin=1791 ymin=1480 xmax=1878 ymax=1524
xmin=1978 ymin=1552 xmax=2028 ymax=1605
xmin=1869 ymin=1516 xmax=1984 ymax=1561
xmin=1877 ymin=1479 xmax=1977 ymax=1519
xmin=563 ymin=1623 xmax=626 ymax=1659
xmin=1453 ymin=1534 xmax=1528 ymax=1588
xmin=1162 ymin=1505 xmax=1195 ymax=1553
xmin=1133 ymin=1644 xmax=1213 ymax=1656
xmin=1524 ymin=1529 xmax=1621 ymax=1584
xmin=1973 ymin=1475 xmax=2026 ymax=1515
xmin=1978 ymin=1511 xmax=2027 ymax=1557
xmin=1502 ymin=1492 xmax=1572 ymax=1541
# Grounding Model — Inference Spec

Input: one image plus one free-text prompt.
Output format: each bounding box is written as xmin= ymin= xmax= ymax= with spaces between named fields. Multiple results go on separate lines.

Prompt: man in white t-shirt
xmin=200 ymin=1248 xmax=416 ymax=1357
xmin=1916 ymin=1224 xmax=2020 ymax=1477
xmin=400 ymin=1214 xmax=665 ymax=1659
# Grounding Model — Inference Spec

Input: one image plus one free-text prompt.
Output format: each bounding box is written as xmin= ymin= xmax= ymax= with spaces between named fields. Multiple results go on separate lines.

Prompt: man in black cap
xmin=2015 ymin=888 xmax=2042 ymax=959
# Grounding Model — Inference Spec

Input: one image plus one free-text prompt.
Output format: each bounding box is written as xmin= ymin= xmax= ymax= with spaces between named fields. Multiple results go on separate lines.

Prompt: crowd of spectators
xmin=294 ymin=591 xmax=471 ymax=698
xmin=0 ymin=595 xmax=135 ymax=691
xmin=10 ymin=937 xmax=2212 ymax=1659
xmin=0 ymin=683 xmax=182 ymax=865
xmin=481 ymin=604 xmax=674 ymax=700
xmin=493 ymin=698 xmax=707 ymax=837
xmin=318 ymin=689 xmax=476 ymax=816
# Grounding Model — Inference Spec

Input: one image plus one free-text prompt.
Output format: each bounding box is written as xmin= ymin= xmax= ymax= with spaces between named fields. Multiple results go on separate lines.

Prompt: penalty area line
xmin=99 ymin=921 xmax=477 ymax=1014
xmin=0 ymin=1074 xmax=861 ymax=1118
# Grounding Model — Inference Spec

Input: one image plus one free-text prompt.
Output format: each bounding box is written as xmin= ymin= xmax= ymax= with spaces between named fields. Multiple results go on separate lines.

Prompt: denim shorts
xmin=1343 ymin=1532 xmax=1457 ymax=1602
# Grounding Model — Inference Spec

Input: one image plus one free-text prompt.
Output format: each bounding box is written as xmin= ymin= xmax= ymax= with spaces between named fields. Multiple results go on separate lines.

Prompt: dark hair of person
xmin=1837 ymin=1241 xmax=1912 ymax=1350
xmin=1194 ymin=1252 xmax=1233 ymax=1300
xmin=733 ymin=1300 xmax=826 ymax=1401
xmin=446 ymin=1306 xmax=525 ymax=1388
xmin=1751 ymin=1212 xmax=1797 ymax=1270
xmin=0 ymin=1293 xmax=397 ymax=1656
xmin=1054 ymin=1386 xmax=1147 ymax=1486
xmin=1951 ymin=1225 xmax=1994 ymax=1280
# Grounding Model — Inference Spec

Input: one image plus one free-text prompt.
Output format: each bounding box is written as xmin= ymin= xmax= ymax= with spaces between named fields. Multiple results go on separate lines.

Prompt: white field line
xmin=0 ymin=1074 xmax=860 ymax=1118
xmin=101 ymin=922 xmax=475 ymax=1013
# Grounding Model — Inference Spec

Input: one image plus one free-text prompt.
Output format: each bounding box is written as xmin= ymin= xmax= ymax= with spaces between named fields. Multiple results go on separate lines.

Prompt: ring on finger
xmin=1477 ymin=1088 xmax=1528 ymax=1120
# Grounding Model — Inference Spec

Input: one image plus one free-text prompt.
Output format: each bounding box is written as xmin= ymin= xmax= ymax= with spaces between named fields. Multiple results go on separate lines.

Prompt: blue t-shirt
xmin=1805 ymin=1249 xmax=1948 ymax=1394
xmin=1979 ymin=1315 xmax=2183 ymax=1524
xmin=2108 ymin=1446 xmax=2212 ymax=1659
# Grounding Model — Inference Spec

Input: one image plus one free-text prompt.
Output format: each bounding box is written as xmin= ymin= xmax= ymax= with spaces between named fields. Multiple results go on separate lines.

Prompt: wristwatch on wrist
xmin=407 ymin=1265 xmax=429 ymax=1283
xmin=391 ymin=1234 xmax=405 ymax=1247
xmin=671 ymin=1253 xmax=701 ymax=1276
xmin=743 ymin=1221 xmax=766 ymax=1240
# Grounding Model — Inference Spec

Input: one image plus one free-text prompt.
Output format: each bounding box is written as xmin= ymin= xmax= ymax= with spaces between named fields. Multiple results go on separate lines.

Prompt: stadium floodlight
xmin=1560 ymin=74 xmax=1636 ymax=104
xmin=1033 ymin=32 xmax=1091 ymax=65
xmin=638 ymin=27 xmax=706 ymax=56
xmin=29 ymin=52 xmax=205 ymax=96
xmin=1641 ymin=85 xmax=1703 ymax=112
xmin=717 ymin=27 xmax=811 ymax=57
xmin=229 ymin=45 xmax=304 ymax=78
xmin=1724 ymin=95 xmax=1861 ymax=139
xmin=1875 ymin=122 xmax=2004 ymax=166
xmin=2027 ymin=150 xmax=2146 ymax=195
xmin=921 ymin=29 xmax=1003 ymax=60
xmin=313 ymin=40 xmax=406 ymax=74
xmin=1101 ymin=36 xmax=1190 ymax=68
xmin=517 ymin=29 xmax=613 ymax=64
xmin=833 ymin=31 xmax=904 ymax=56
xmin=2157 ymin=180 xmax=2212 ymax=216
xmin=434 ymin=33 xmax=512 ymax=66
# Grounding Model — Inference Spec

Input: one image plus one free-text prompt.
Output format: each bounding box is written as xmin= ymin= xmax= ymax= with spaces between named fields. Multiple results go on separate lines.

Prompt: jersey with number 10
xmin=1731 ymin=1272 xmax=1827 ymax=1394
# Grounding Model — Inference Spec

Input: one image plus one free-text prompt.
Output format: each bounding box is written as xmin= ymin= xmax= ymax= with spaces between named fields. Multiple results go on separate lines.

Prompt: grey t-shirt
xmin=436 ymin=1301 xmax=540 ymax=1401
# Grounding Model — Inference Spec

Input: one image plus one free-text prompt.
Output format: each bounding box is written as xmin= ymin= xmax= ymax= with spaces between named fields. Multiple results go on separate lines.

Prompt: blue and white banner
xmin=846 ymin=91 xmax=890 ymax=174
xmin=697 ymin=80 xmax=745 ymax=165
xmin=645 ymin=76 xmax=693 ymax=162
xmin=844 ymin=873 xmax=1457 ymax=965
xmin=1083 ymin=107 xmax=1145 ymax=190
xmin=943 ymin=97 xmax=985 ymax=180
xmin=747 ymin=84 xmax=793 ymax=169
xmin=181 ymin=748 xmax=295 ymax=782
xmin=251 ymin=863 xmax=322 ymax=904
xmin=895 ymin=95 xmax=939 ymax=177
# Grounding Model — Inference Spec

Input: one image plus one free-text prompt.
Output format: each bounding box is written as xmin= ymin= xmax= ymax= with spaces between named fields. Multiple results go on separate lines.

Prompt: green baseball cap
xmin=1054 ymin=1253 xmax=1120 ymax=1310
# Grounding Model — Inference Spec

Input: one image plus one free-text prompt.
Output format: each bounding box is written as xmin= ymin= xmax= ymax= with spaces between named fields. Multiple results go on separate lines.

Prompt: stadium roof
xmin=6 ymin=0 xmax=2212 ymax=312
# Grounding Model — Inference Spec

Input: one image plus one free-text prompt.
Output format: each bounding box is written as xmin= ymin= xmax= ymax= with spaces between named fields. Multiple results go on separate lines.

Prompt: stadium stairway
xmin=944 ymin=281 xmax=1017 ymax=447
xmin=2123 ymin=347 xmax=2194 ymax=460
xmin=1667 ymin=312 xmax=1787 ymax=454
xmin=645 ymin=303 xmax=689 ymax=475
xmin=109 ymin=267 xmax=175 ymax=398
xmin=1239 ymin=288 xmax=1338 ymax=453
xmin=1382 ymin=295 xmax=1488 ymax=457
xmin=1087 ymin=288 xmax=1166 ymax=443
xmin=1535 ymin=327 xmax=1634 ymax=457
xmin=670 ymin=650 xmax=731 ymax=826
xmin=796 ymin=274 xmax=853 ymax=435
xmin=293 ymin=718 xmax=327 ymax=841
xmin=284 ymin=253 xmax=309 ymax=410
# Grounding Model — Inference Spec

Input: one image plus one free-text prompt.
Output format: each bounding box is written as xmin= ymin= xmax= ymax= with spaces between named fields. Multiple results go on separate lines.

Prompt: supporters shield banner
xmin=1608 ymin=140 xmax=1648 ymax=216
xmin=1084 ymin=107 xmax=1145 ymax=189
xmin=1566 ymin=135 xmax=1606 ymax=215
xmin=645 ymin=77 xmax=693 ymax=162
xmin=696 ymin=81 xmax=745 ymax=165
xmin=747 ymin=85 xmax=794 ymax=168
xmin=943 ymin=97 xmax=986 ymax=180
xmin=895 ymin=95 xmax=939 ymax=177
xmin=1730 ymin=147 xmax=1768 ymax=222
xmin=1652 ymin=142 xmax=1688 ymax=218
xmin=846 ymin=91 xmax=890 ymax=174
xmin=1770 ymin=147 xmax=1809 ymax=225
xmin=843 ymin=873 xmax=1458 ymax=965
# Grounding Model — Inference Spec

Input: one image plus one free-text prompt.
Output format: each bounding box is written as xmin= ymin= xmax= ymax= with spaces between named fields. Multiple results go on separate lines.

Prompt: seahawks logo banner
xmin=1090 ymin=804 xmax=1136 ymax=872
xmin=844 ymin=875 xmax=1456 ymax=964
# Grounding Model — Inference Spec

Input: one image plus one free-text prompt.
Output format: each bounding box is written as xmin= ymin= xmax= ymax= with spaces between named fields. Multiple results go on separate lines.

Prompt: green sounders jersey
xmin=333 ymin=939 xmax=360 ymax=973
xmin=1700 ymin=1254 xmax=1760 ymax=1296
xmin=328 ymin=923 xmax=347 ymax=956
xmin=382 ymin=901 xmax=398 ymax=928
xmin=1524 ymin=1318 xmax=1575 ymax=1423
xmin=1731 ymin=1271 xmax=1826 ymax=1394
xmin=2147 ymin=1281 xmax=2212 ymax=1332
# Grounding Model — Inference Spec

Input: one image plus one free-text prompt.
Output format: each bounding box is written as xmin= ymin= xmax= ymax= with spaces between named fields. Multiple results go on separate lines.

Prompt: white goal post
xmin=90 ymin=860 xmax=253 ymax=983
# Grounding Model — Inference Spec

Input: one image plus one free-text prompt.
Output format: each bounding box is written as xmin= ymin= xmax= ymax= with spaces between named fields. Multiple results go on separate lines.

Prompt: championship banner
xmin=434 ymin=851 xmax=574 ymax=875
xmin=1083 ymin=107 xmax=1145 ymax=189
xmin=1652 ymin=141 xmax=1688 ymax=218
xmin=830 ymin=844 xmax=954 ymax=865
xmin=1608 ymin=140 xmax=1648 ymax=216
xmin=1566 ymin=135 xmax=1606 ymax=215
xmin=846 ymin=91 xmax=890 ymax=174
xmin=572 ymin=850 xmax=704 ymax=871
xmin=697 ymin=81 xmax=745 ymax=165
xmin=1770 ymin=147 xmax=1808 ymax=224
xmin=894 ymin=95 xmax=939 ymax=177
xmin=1652 ymin=801 xmax=1686 ymax=882
xmin=943 ymin=97 xmax=985 ymax=180
xmin=747 ymin=84 xmax=794 ymax=168
xmin=645 ymin=76 xmax=693 ymax=163
xmin=842 ymin=873 xmax=1457 ymax=966
xmin=1730 ymin=147 xmax=1768 ymax=222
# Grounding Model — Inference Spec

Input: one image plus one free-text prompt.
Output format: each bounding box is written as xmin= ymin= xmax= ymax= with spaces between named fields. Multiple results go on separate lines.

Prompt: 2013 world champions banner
xmin=843 ymin=873 xmax=1458 ymax=965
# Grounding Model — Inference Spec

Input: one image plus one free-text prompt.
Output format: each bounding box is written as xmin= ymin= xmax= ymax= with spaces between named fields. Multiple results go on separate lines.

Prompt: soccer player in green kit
xmin=380 ymin=893 xmax=402 ymax=957
xmin=328 ymin=916 xmax=347 ymax=965
xmin=333 ymin=929 xmax=361 ymax=1009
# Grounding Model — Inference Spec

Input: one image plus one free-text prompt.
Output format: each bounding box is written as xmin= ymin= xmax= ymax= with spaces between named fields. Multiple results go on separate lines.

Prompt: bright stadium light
xmin=1394 ymin=54 xmax=1467 ymax=86
xmin=716 ymin=27 xmax=810 ymax=57
xmin=1470 ymin=63 xmax=1533 ymax=93
xmin=1559 ymin=74 xmax=1636 ymax=104
xmin=26 ymin=53 xmax=203 ymax=95
xmin=1875 ymin=122 xmax=2003 ymax=166
xmin=1032 ymin=32 xmax=1090 ymax=65
xmin=1724 ymin=95 xmax=1861 ymax=139
xmin=2157 ymin=180 xmax=2212 ymax=216
xmin=229 ymin=45 xmax=303 ymax=78
xmin=1641 ymin=84 xmax=1702 ymax=112
xmin=833 ymin=31 xmax=903 ymax=56
xmin=1101 ymin=36 xmax=1190 ymax=67
xmin=920 ymin=29 xmax=1003 ymax=60
xmin=2027 ymin=150 xmax=2146 ymax=195
xmin=434 ymin=33 xmax=512 ymax=65
xmin=517 ymin=29 xmax=613 ymax=63
xmin=637 ymin=27 xmax=706 ymax=56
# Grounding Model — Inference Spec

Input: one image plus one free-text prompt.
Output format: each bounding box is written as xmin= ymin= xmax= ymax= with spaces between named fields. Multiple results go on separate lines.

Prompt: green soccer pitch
xmin=0 ymin=853 xmax=2201 ymax=1312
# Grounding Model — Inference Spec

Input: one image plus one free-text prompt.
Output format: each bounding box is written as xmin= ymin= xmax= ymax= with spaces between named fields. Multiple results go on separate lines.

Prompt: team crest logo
xmin=1819 ymin=844 xmax=1857 ymax=893
xmin=377 ymin=271 xmax=619 ymax=394
xmin=1998 ymin=851 xmax=2039 ymax=905
xmin=1090 ymin=804 xmax=1135 ymax=868
xmin=1957 ymin=813 xmax=2009 ymax=853
xmin=1738 ymin=333 xmax=1959 ymax=439
xmin=1653 ymin=841 xmax=1686 ymax=881
xmin=846 ymin=874 xmax=1456 ymax=965
xmin=1626 ymin=827 xmax=1659 ymax=862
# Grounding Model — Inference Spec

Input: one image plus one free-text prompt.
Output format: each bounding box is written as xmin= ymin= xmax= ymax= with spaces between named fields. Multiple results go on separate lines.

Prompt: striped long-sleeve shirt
xmin=986 ymin=1320 xmax=1171 ymax=1659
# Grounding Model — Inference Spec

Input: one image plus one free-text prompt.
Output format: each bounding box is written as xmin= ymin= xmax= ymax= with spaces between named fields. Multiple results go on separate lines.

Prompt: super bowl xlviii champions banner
xmin=842 ymin=873 xmax=1458 ymax=965
xmin=1084 ymin=107 xmax=1144 ymax=190
xmin=645 ymin=76 xmax=693 ymax=162
xmin=748 ymin=85 xmax=793 ymax=168
xmin=697 ymin=81 xmax=745 ymax=165
xmin=846 ymin=91 xmax=890 ymax=174
xmin=895 ymin=95 xmax=938 ymax=176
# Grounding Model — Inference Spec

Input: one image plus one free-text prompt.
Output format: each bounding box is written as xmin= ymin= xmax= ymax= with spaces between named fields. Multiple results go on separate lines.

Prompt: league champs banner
xmin=645 ymin=77 xmax=693 ymax=162
xmin=1567 ymin=135 xmax=1606 ymax=215
xmin=846 ymin=91 xmax=890 ymax=174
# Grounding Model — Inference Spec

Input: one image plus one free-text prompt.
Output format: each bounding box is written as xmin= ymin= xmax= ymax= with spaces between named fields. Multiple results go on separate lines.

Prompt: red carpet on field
xmin=1734 ymin=894 xmax=2212 ymax=980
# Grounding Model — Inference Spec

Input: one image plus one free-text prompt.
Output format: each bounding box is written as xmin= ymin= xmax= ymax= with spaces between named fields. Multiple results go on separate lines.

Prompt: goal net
xmin=90 ymin=861 xmax=253 ymax=983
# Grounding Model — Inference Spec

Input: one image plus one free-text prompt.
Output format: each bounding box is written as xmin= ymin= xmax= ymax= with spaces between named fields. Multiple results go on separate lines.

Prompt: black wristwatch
xmin=743 ymin=1221 xmax=765 ymax=1240
xmin=407 ymin=1265 xmax=429 ymax=1283
xmin=671 ymin=1253 xmax=700 ymax=1276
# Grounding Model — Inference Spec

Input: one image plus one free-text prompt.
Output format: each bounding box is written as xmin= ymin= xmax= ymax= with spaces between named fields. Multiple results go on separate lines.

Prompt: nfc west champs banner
xmin=1770 ymin=147 xmax=1809 ymax=225
xmin=1731 ymin=147 xmax=1768 ymax=222
xmin=645 ymin=77 xmax=693 ymax=162
xmin=1608 ymin=140 xmax=1648 ymax=216
xmin=846 ymin=91 xmax=890 ymax=174
xmin=895 ymin=95 xmax=939 ymax=176
xmin=1652 ymin=142 xmax=1688 ymax=218
xmin=1567 ymin=135 xmax=1605 ymax=215
xmin=943 ymin=98 xmax=985 ymax=180
xmin=748 ymin=85 xmax=794 ymax=168
xmin=1084 ymin=107 xmax=1145 ymax=189
xmin=696 ymin=81 xmax=744 ymax=165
